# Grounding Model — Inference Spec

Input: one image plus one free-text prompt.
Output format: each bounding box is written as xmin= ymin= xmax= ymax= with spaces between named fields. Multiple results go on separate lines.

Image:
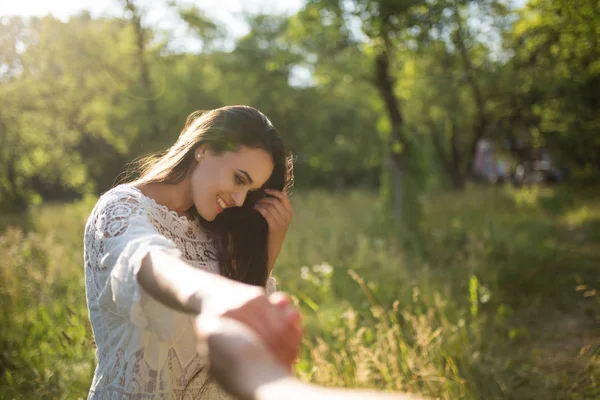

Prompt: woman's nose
xmin=231 ymin=191 xmax=247 ymax=207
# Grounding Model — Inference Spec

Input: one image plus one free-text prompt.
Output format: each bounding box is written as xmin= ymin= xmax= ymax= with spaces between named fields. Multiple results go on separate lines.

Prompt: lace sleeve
xmin=89 ymin=189 xmax=181 ymax=340
xmin=266 ymin=277 xmax=277 ymax=295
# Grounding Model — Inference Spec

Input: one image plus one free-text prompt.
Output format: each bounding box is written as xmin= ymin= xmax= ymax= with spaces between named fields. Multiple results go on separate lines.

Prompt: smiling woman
xmin=83 ymin=105 xmax=299 ymax=399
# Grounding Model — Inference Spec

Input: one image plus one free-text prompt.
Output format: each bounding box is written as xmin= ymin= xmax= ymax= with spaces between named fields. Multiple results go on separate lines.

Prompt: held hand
xmin=268 ymin=292 xmax=303 ymax=370
xmin=194 ymin=315 xmax=291 ymax=400
xmin=254 ymin=189 xmax=293 ymax=273
xmin=197 ymin=283 xmax=301 ymax=368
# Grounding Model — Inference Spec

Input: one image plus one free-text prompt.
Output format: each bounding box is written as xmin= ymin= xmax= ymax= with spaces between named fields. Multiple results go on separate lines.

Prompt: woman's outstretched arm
xmin=138 ymin=250 xmax=300 ymax=367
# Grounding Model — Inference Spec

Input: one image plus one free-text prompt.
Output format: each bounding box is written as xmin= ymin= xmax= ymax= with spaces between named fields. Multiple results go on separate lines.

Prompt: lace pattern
xmin=84 ymin=184 xmax=276 ymax=399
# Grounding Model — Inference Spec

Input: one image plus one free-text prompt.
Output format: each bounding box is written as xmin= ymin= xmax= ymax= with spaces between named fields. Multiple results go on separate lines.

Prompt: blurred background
xmin=0 ymin=0 xmax=598 ymax=398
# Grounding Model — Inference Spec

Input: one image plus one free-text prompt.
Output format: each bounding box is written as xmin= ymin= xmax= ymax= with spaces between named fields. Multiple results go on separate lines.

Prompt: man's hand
xmin=196 ymin=283 xmax=300 ymax=368
xmin=194 ymin=295 xmax=301 ymax=400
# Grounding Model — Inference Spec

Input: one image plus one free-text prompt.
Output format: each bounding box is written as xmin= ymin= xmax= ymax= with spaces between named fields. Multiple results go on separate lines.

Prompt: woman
xmin=83 ymin=105 xmax=302 ymax=399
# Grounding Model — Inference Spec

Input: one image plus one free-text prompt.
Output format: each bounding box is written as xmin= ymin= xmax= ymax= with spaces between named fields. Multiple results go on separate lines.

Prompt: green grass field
xmin=1 ymin=185 xmax=598 ymax=399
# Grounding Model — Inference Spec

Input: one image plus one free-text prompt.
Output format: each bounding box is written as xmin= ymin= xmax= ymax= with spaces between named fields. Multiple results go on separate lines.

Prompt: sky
xmin=1 ymin=0 xmax=528 ymax=62
xmin=1 ymin=0 xmax=529 ymax=41
xmin=0 ymin=0 xmax=305 ymax=41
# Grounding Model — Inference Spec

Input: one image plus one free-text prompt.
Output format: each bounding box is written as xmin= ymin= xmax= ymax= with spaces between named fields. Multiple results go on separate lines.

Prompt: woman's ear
xmin=195 ymin=145 xmax=208 ymax=161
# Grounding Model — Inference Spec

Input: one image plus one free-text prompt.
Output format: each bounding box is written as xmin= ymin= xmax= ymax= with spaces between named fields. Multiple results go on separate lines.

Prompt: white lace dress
xmin=84 ymin=184 xmax=276 ymax=399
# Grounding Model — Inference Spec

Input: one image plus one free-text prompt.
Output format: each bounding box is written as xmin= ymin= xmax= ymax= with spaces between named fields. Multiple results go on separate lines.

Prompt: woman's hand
xmin=254 ymin=189 xmax=293 ymax=273
xmin=196 ymin=284 xmax=301 ymax=369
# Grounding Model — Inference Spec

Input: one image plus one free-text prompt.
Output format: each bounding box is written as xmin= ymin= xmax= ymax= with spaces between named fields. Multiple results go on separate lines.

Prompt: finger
xmin=260 ymin=300 xmax=301 ymax=365
xmin=262 ymin=202 xmax=287 ymax=222
xmin=256 ymin=201 xmax=292 ymax=225
xmin=245 ymin=298 xmax=292 ymax=364
xmin=282 ymin=304 xmax=301 ymax=326
xmin=270 ymin=293 xmax=303 ymax=345
xmin=264 ymin=189 xmax=292 ymax=212
xmin=269 ymin=291 xmax=291 ymax=308
xmin=281 ymin=320 xmax=302 ymax=366
xmin=277 ymin=304 xmax=303 ymax=365
xmin=255 ymin=203 xmax=285 ymax=227
xmin=270 ymin=293 xmax=303 ymax=331
xmin=254 ymin=204 xmax=276 ymax=225
xmin=256 ymin=197 xmax=284 ymax=209
xmin=263 ymin=312 xmax=295 ymax=365
xmin=229 ymin=302 xmax=291 ymax=366
xmin=256 ymin=197 xmax=291 ymax=218
xmin=284 ymin=306 xmax=303 ymax=344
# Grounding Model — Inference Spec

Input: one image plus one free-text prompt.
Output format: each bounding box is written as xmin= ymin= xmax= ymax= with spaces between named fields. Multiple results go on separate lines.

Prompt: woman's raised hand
xmin=254 ymin=189 xmax=293 ymax=273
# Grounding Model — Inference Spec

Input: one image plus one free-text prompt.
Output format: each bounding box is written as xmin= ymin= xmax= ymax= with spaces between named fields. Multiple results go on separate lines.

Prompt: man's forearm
xmin=255 ymin=377 xmax=424 ymax=400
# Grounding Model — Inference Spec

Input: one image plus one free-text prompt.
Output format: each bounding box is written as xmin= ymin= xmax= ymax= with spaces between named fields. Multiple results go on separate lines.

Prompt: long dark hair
xmin=130 ymin=105 xmax=294 ymax=287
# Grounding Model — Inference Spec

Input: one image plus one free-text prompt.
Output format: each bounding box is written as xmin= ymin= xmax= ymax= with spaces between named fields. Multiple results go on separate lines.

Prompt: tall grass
xmin=1 ymin=186 xmax=598 ymax=399
xmin=0 ymin=199 xmax=96 ymax=399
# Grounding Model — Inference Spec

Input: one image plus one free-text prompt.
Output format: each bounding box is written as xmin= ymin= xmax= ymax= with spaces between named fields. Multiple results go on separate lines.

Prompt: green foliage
xmin=1 ymin=2 xmax=599 ymax=398
xmin=508 ymin=0 xmax=600 ymax=179
xmin=0 ymin=14 xmax=155 ymax=206
xmin=0 ymin=201 xmax=95 ymax=399
xmin=3 ymin=187 xmax=598 ymax=398
xmin=283 ymin=186 xmax=599 ymax=399
xmin=2 ymin=0 xmax=599 ymax=211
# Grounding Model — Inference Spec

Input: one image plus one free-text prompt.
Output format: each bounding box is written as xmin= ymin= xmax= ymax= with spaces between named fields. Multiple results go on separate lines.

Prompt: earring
xmin=196 ymin=153 xmax=202 ymax=160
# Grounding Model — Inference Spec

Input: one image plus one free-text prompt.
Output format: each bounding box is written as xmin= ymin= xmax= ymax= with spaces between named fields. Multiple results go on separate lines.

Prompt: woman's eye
xmin=235 ymin=174 xmax=244 ymax=185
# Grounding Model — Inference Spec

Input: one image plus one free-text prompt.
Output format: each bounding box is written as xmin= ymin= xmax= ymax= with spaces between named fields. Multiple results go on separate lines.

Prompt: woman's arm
xmin=137 ymin=250 xmax=300 ymax=366
xmin=136 ymin=250 xmax=238 ymax=314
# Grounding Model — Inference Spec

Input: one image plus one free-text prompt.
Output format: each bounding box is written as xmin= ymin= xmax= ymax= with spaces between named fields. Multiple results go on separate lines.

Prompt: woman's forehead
xmin=224 ymin=147 xmax=274 ymax=183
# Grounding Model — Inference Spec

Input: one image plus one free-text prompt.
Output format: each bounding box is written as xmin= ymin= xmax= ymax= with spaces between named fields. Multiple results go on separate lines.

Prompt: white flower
xmin=300 ymin=266 xmax=310 ymax=280
xmin=312 ymin=262 xmax=333 ymax=277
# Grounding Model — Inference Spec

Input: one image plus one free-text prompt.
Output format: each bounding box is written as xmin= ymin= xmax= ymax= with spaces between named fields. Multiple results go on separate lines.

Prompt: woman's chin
xmin=204 ymin=213 xmax=217 ymax=222
xmin=195 ymin=206 xmax=215 ymax=222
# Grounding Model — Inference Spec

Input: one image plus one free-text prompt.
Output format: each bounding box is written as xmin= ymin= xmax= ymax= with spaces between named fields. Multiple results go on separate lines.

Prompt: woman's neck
xmin=135 ymin=181 xmax=194 ymax=219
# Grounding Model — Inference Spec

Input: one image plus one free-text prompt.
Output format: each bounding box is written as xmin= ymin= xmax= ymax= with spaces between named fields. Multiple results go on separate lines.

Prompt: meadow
xmin=1 ymin=185 xmax=598 ymax=399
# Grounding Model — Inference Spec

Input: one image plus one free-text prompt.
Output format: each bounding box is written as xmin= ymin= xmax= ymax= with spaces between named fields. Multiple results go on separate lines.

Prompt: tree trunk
xmin=453 ymin=4 xmax=487 ymax=179
xmin=429 ymin=119 xmax=466 ymax=190
xmin=449 ymin=119 xmax=466 ymax=189
xmin=374 ymin=47 xmax=412 ymax=224
xmin=388 ymin=153 xmax=403 ymax=221
xmin=124 ymin=0 xmax=160 ymax=140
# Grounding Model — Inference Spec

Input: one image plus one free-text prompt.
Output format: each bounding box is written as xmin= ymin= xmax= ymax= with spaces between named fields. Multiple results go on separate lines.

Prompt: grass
xmin=0 ymin=185 xmax=598 ymax=399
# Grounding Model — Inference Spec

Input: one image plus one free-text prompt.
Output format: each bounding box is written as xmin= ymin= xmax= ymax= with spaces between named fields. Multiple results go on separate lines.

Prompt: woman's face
xmin=190 ymin=145 xmax=274 ymax=221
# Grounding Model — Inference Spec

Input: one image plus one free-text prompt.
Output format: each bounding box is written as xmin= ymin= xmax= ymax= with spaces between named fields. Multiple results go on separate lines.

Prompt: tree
xmin=508 ymin=0 xmax=600 ymax=180
xmin=0 ymin=13 xmax=154 ymax=207
xmin=414 ymin=0 xmax=514 ymax=190
xmin=292 ymin=0 xmax=447 ymax=225
xmin=122 ymin=0 xmax=161 ymax=143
